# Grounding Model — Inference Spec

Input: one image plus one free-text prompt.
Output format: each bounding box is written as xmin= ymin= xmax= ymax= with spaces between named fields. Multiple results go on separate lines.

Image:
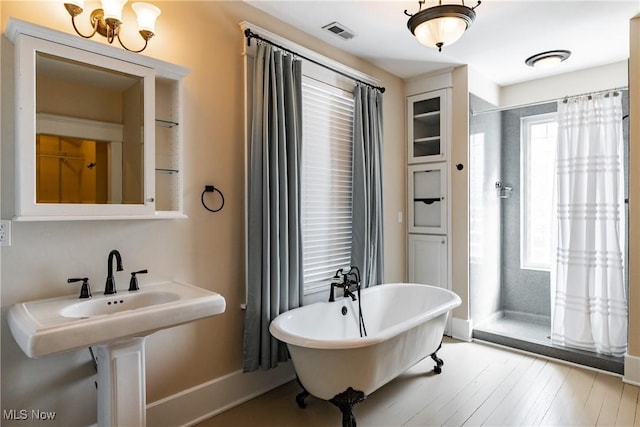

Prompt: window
xmin=301 ymin=77 xmax=355 ymax=294
xmin=521 ymin=112 xmax=557 ymax=271
xmin=242 ymin=24 xmax=372 ymax=302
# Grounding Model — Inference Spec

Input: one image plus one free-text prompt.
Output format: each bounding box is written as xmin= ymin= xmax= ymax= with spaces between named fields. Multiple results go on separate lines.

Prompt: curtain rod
xmin=471 ymin=86 xmax=628 ymax=116
xmin=561 ymin=86 xmax=627 ymax=103
xmin=244 ymin=29 xmax=386 ymax=94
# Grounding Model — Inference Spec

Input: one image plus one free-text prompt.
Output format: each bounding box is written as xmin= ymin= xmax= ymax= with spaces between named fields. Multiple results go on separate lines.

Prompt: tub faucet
xmin=329 ymin=268 xmax=357 ymax=302
xmin=105 ymin=249 xmax=123 ymax=295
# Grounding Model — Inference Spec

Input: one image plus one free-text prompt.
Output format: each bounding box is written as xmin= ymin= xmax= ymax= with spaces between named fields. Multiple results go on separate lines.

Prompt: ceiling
xmin=246 ymin=0 xmax=640 ymax=87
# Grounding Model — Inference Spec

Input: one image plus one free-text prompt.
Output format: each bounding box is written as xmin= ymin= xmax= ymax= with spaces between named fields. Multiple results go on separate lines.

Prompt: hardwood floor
xmin=198 ymin=339 xmax=640 ymax=427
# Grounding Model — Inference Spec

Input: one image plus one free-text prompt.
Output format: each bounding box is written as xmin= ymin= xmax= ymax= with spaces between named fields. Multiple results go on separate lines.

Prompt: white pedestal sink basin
xmin=7 ymin=281 xmax=226 ymax=426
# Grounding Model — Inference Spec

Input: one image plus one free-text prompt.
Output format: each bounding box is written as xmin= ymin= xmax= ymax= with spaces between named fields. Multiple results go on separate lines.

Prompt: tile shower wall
xmin=469 ymin=94 xmax=502 ymax=324
xmin=500 ymin=102 xmax=556 ymax=319
xmin=499 ymin=92 xmax=629 ymax=319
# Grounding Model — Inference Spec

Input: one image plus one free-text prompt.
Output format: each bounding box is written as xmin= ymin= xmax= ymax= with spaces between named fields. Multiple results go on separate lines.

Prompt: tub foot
xmin=329 ymin=387 xmax=365 ymax=427
xmin=430 ymin=342 xmax=444 ymax=374
xmin=295 ymin=377 xmax=310 ymax=408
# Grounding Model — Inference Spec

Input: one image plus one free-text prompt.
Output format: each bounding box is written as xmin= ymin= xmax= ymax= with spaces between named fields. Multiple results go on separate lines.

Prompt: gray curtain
xmin=351 ymin=84 xmax=384 ymax=287
xmin=243 ymin=44 xmax=303 ymax=372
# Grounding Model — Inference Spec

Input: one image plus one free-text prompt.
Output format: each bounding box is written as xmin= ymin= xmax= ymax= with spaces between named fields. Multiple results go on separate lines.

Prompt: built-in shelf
xmin=407 ymin=88 xmax=448 ymax=164
xmin=414 ymin=136 xmax=440 ymax=143
xmin=414 ymin=111 xmax=440 ymax=119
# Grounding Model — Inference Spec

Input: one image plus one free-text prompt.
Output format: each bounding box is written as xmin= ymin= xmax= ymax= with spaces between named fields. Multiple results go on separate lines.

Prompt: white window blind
xmin=301 ymin=77 xmax=355 ymax=294
xmin=521 ymin=112 xmax=557 ymax=271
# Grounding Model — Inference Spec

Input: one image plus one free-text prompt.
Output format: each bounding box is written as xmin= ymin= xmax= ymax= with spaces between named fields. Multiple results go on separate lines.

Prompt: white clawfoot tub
xmin=269 ymin=283 xmax=461 ymax=426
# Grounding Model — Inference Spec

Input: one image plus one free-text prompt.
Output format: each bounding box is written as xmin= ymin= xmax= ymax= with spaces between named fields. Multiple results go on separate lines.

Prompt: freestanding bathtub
xmin=269 ymin=283 xmax=462 ymax=426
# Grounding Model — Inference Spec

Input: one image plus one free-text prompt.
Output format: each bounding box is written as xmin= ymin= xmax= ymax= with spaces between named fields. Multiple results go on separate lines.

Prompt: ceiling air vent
xmin=322 ymin=22 xmax=355 ymax=40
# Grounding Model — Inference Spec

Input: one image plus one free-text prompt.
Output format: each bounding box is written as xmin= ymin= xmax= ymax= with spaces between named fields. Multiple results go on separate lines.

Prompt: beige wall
xmin=0 ymin=2 xmax=405 ymax=425
xmin=450 ymin=65 xmax=470 ymax=320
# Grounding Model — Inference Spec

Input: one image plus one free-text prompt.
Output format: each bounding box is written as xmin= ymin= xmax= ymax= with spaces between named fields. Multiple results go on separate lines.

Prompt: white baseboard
xmin=451 ymin=316 xmax=473 ymax=342
xmin=146 ymin=362 xmax=296 ymax=427
xmin=624 ymin=353 xmax=640 ymax=386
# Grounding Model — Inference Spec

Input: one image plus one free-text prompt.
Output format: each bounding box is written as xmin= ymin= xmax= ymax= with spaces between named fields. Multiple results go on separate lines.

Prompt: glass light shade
xmin=132 ymin=2 xmax=161 ymax=33
xmin=101 ymin=0 xmax=128 ymax=22
xmin=65 ymin=0 xmax=85 ymax=8
xmin=414 ymin=16 xmax=467 ymax=48
xmin=525 ymin=50 xmax=571 ymax=68
xmin=531 ymin=56 xmax=563 ymax=69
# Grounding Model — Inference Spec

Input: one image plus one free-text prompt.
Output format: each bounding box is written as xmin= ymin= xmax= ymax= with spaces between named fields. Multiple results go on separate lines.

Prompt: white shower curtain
xmin=551 ymin=93 xmax=627 ymax=357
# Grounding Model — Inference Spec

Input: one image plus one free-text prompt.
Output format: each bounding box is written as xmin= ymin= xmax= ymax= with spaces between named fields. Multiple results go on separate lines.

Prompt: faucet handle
xmin=68 ymin=277 xmax=91 ymax=299
xmin=331 ymin=268 xmax=345 ymax=285
xmin=128 ymin=269 xmax=148 ymax=292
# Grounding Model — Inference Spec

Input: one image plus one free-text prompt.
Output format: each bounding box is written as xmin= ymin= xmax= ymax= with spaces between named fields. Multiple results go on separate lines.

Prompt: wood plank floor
xmin=198 ymin=339 xmax=640 ymax=427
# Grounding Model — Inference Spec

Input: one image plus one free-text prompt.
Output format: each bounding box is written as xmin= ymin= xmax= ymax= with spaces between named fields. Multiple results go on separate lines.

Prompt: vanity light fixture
xmin=405 ymin=0 xmax=481 ymax=52
xmin=63 ymin=0 xmax=160 ymax=53
xmin=525 ymin=50 xmax=571 ymax=68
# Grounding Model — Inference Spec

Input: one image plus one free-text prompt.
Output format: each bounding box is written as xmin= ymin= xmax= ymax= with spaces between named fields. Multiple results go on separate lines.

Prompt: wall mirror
xmin=36 ymin=52 xmax=144 ymax=205
xmin=14 ymin=32 xmax=155 ymax=219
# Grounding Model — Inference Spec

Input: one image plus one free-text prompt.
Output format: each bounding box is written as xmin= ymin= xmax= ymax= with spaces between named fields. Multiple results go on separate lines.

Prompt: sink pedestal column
xmin=96 ymin=338 xmax=147 ymax=427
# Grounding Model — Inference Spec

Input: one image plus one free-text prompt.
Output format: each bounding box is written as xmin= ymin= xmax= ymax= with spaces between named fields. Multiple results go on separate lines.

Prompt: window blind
xmin=301 ymin=77 xmax=355 ymax=293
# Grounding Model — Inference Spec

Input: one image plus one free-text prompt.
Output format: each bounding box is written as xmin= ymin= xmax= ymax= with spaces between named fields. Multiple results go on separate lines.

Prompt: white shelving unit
xmin=406 ymin=85 xmax=452 ymax=315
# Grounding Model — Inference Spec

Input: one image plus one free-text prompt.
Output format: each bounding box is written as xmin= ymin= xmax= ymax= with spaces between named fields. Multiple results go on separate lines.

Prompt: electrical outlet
xmin=0 ymin=220 xmax=12 ymax=247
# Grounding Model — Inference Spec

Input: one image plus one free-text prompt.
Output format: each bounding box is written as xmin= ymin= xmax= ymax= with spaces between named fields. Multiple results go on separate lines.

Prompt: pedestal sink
xmin=7 ymin=281 xmax=226 ymax=427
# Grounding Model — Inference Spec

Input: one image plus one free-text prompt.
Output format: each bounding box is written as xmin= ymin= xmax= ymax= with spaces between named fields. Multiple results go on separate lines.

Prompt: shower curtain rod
xmin=471 ymin=86 xmax=628 ymax=116
xmin=244 ymin=28 xmax=386 ymax=93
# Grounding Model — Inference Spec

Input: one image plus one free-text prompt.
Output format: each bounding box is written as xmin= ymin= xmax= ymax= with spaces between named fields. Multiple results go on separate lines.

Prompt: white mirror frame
xmin=14 ymin=33 xmax=156 ymax=220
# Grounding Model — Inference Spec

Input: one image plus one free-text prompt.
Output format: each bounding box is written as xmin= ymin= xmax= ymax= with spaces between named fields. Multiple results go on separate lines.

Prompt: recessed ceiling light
xmin=322 ymin=22 xmax=355 ymax=40
xmin=525 ymin=50 xmax=571 ymax=68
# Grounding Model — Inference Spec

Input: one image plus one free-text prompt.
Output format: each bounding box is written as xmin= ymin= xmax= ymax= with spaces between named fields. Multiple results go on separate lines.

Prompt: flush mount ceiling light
xmin=405 ymin=0 xmax=481 ymax=52
xmin=525 ymin=50 xmax=571 ymax=68
xmin=63 ymin=0 xmax=161 ymax=53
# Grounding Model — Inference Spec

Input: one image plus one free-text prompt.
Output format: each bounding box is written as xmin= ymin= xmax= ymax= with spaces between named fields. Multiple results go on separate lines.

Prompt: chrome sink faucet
xmin=105 ymin=249 xmax=123 ymax=295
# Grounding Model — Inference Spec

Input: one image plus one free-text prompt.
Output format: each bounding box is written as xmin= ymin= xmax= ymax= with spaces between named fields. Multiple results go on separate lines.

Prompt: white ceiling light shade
xmin=406 ymin=1 xmax=481 ymax=52
xmin=525 ymin=50 xmax=571 ymax=68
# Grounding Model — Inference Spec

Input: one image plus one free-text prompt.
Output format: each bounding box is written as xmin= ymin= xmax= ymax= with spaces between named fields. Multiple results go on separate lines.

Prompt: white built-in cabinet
xmin=408 ymin=234 xmax=448 ymax=288
xmin=406 ymin=86 xmax=451 ymax=293
xmin=407 ymin=89 xmax=448 ymax=163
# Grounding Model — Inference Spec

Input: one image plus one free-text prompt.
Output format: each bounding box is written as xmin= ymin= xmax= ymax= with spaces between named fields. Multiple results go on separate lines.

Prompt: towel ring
xmin=201 ymin=185 xmax=224 ymax=213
